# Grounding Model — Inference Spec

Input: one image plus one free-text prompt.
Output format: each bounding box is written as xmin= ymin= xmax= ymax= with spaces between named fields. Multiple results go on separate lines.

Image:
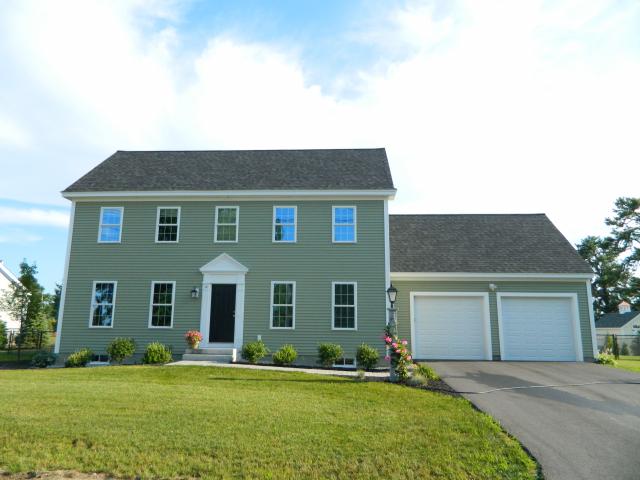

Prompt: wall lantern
xmin=191 ymin=287 xmax=200 ymax=298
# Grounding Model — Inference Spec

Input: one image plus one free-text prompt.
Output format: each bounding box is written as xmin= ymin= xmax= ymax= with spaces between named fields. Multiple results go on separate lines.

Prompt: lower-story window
xmin=334 ymin=358 xmax=356 ymax=368
xmin=90 ymin=281 xmax=117 ymax=328
xmin=149 ymin=281 xmax=175 ymax=328
xmin=332 ymin=282 xmax=357 ymax=330
xmin=271 ymin=281 xmax=295 ymax=329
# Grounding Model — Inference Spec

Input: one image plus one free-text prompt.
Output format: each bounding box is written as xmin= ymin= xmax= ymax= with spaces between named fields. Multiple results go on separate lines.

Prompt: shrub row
xmin=240 ymin=341 xmax=380 ymax=369
xmin=64 ymin=339 xmax=172 ymax=368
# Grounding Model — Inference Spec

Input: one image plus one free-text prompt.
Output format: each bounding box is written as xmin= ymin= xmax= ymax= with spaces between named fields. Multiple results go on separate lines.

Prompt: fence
xmin=595 ymin=334 xmax=640 ymax=356
xmin=1 ymin=329 xmax=56 ymax=363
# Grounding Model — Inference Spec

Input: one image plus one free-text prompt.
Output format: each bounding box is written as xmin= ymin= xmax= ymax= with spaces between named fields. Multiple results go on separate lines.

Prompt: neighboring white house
xmin=0 ymin=260 xmax=21 ymax=332
xmin=595 ymin=301 xmax=640 ymax=336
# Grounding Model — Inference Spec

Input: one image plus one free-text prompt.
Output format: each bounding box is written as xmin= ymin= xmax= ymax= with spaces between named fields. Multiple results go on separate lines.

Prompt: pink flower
xmin=384 ymin=336 xmax=392 ymax=343
xmin=392 ymin=342 xmax=397 ymax=348
xmin=395 ymin=349 xmax=401 ymax=354
xmin=384 ymin=355 xmax=390 ymax=361
xmin=407 ymin=355 xmax=412 ymax=361
xmin=402 ymin=340 xmax=408 ymax=345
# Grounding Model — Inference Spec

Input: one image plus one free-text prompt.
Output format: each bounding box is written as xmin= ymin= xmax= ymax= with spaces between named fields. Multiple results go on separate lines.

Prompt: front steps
xmin=182 ymin=347 xmax=236 ymax=363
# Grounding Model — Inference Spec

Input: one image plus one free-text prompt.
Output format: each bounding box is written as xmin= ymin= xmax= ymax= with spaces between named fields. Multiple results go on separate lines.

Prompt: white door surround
xmin=497 ymin=293 xmax=583 ymax=361
xmin=199 ymin=253 xmax=248 ymax=350
xmin=410 ymin=292 xmax=493 ymax=360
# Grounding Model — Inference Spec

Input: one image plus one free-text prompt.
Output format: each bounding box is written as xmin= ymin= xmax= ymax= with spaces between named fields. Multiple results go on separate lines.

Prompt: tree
xmin=577 ymin=197 xmax=640 ymax=316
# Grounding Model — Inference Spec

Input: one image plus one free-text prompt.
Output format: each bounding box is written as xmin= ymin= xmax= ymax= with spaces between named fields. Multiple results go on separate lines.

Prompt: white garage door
xmin=413 ymin=294 xmax=491 ymax=360
xmin=499 ymin=295 xmax=581 ymax=361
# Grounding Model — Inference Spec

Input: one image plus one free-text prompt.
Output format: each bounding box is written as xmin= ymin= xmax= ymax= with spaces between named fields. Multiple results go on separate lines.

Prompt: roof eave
xmin=391 ymin=272 xmax=594 ymax=281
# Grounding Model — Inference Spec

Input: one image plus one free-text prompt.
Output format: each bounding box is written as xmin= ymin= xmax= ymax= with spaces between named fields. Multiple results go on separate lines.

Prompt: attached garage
xmin=498 ymin=294 xmax=583 ymax=361
xmin=411 ymin=293 xmax=492 ymax=360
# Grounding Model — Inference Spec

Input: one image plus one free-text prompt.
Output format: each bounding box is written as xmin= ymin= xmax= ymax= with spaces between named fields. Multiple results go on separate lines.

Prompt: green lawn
xmin=0 ymin=366 xmax=536 ymax=479
xmin=614 ymin=355 xmax=640 ymax=373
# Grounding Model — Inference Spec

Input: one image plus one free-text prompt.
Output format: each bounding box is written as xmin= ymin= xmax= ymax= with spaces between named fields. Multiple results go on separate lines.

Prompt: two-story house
xmin=55 ymin=149 xmax=597 ymax=364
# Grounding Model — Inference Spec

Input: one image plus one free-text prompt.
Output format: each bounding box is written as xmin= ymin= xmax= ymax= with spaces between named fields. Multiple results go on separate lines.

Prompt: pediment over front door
xmin=199 ymin=253 xmax=249 ymax=274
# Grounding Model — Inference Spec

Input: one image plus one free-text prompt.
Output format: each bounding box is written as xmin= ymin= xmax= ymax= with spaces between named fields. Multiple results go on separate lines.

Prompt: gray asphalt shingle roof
xmin=390 ymin=214 xmax=593 ymax=274
xmin=596 ymin=311 xmax=640 ymax=328
xmin=64 ymin=149 xmax=395 ymax=192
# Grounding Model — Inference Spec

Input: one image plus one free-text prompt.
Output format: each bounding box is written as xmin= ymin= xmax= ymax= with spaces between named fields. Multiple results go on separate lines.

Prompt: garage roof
xmin=63 ymin=149 xmax=395 ymax=193
xmin=390 ymin=214 xmax=593 ymax=274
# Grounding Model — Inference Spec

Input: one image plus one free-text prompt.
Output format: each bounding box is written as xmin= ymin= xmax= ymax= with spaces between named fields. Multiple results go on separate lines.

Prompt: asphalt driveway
xmin=431 ymin=361 xmax=640 ymax=480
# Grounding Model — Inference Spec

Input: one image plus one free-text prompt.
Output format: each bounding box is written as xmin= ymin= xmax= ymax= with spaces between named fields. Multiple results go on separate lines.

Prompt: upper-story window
xmin=98 ymin=207 xmax=123 ymax=243
xmin=273 ymin=206 xmax=297 ymax=243
xmin=332 ymin=206 xmax=356 ymax=243
xmin=215 ymin=206 xmax=239 ymax=243
xmin=156 ymin=207 xmax=180 ymax=243
xmin=89 ymin=281 xmax=117 ymax=327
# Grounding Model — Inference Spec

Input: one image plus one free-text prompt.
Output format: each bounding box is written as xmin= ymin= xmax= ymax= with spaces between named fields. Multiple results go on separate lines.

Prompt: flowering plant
xmin=184 ymin=330 xmax=203 ymax=348
xmin=383 ymin=325 xmax=412 ymax=382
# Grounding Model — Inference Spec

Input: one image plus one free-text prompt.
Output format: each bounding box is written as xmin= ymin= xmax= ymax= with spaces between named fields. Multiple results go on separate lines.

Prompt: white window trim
xmin=332 ymin=206 xmax=357 ymax=243
xmin=272 ymin=206 xmax=297 ymax=243
xmin=155 ymin=206 xmax=181 ymax=243
xmin=97 ymin=206 xmax=123 ymax=243
xmin=331 ymin=281 xmax=357 ymax=331
xmin=333 ymin=358 xmax=356 ymax=368
xmin=214 ymin=206 xmax=239 ymax=243
xmin=88 ymin=280 xmax=117 ymax=328
xmin=269 ymin=280 xmax=296 ymax=330
xmin=148 ymin=281 xmax=176 ymax=329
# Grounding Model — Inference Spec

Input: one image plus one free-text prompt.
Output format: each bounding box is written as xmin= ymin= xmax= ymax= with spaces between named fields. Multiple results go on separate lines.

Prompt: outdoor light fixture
xmin=488 ymin=283 xmax=497 ymax=292
xmin=191 ymin=287 xmax=200 ymax=298
xmin=386 ymin=284 xmax=398 ymax=306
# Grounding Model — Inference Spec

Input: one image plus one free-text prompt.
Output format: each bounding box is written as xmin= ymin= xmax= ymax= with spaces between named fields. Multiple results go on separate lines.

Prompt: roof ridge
xmin=115 ymin=147 xmax=387 ymax=153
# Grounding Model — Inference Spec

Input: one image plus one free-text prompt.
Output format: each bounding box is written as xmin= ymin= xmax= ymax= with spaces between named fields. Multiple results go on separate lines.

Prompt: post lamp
xmin=386 ymin=284 xmax=398 ymax=336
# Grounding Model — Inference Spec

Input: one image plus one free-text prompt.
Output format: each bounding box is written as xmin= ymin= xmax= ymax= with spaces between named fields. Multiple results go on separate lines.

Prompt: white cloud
xmin=0 ymin=228 xmax=43 ymax=244
xmin=0 ymin=207 xmax=69 ymax=228
xmin=0 ymin=0 xmax=638 ymax=243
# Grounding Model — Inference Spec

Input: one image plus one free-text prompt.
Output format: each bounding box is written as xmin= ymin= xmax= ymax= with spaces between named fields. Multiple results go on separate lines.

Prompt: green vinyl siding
xmin=59 ymin=200 xmax=387 ymax=360
xmin=393 ymin=280 xmax=594 ymax=360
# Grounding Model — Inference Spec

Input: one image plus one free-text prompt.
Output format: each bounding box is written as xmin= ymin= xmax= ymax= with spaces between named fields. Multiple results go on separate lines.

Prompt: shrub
xmin=414 ymin=363 xmax=440 ymax=382
xmin=141 ymin=342 xmax=173 ymax=364
xmin=107 ymin=337 xmax=136 ymax=364
xmin=272 ymin=344 xmax=297 ymax=366
xmin=241 ymin=340 xmax=269 ymax=364
xmin=595 ymin=353 xmax=617 ymax=366
xmin=65 ymin=348 xmax=93 ymax=368
xmin=612 ymin=334 xmax=620 ymax=360
xmin=318 ymin=343 xmax=343 ymax=367
xmin=621 ymin=343 xmax=630 ymax=356
xmin=356 ymin=343 xmax=379 ymax=370
xmin=31 ymin=351 xmax=57 ymax=368
xmin=0 ymin=320 xmax=6 ymax=349
xmin=632 ymin=334 xmax=640 ymax=356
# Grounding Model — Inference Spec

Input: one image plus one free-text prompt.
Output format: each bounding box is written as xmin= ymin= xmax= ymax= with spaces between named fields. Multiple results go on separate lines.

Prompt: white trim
xmin=269 ymin=281 xmax=296 ymax=330
xmin=585 ymin=279 xmax=598 ymax=358
xmin=97 ymin=206 xmax=123 ymax=243
xmin=332 ymin=205 xmax=357 ymax=243
xmin=496 ymin=292 xmax=584 ymax=361
xmin=272 ymin=205 xmax=297 ymax=243
xmin=148 ymin=281 xmax=176 ymax=329
xmin=63 ymin=189 xmax=397 ymax=200
xmin=54 ymin=201 xmax=75 ymax=353
xmin=383 ymin=200 xmax=390 ymax=320
xmin=198 ymin=254 xmax=247 ymax=350
xmin=409 ymin=292 xmax=492 ymax=360
xmin=333 ymin=358 xmax=356 ymax=368
xmin=155 ymin=206 xmax=181 ymax=243
xmin=214 ymin=206 xmax=239 ymax=243
xmin=392 ymin=272 xmax=594 ymax=281
xmin=0 ymin=261 xmax=19 ymax=284
xmin=88 ymin=280 xmax=117 ymax=328
xmin=331 ymin=281 xmax=358 ymax=331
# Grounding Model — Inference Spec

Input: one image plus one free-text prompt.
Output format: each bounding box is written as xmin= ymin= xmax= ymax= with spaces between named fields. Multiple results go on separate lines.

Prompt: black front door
xmin=210 ymin=284 xmax=236 ymax=343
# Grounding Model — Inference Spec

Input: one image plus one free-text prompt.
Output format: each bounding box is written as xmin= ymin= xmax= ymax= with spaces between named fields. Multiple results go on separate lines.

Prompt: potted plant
xmin=184 ymin=330 xmax=203 ymax=350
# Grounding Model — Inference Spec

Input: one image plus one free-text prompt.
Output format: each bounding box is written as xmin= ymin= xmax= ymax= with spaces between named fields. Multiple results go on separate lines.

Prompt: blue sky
xmin=1 ymin=0 xmax=639 ymax=291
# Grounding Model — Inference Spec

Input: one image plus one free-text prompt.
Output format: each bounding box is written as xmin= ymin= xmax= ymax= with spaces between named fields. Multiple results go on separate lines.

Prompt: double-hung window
xmin=149 ymin=281 xmax=175 ymax=328
xmin=215 ymin=206 xmax=239 ymax=242
xmin=332 ymin=282 xmax=357 ymax=330
xmin=270 ymin=281 xmax=295 ymax=329
xmin=156 ymin=207 xmax=180 ymax=243
xmin=98 ymin=207 xmax=123 ymax=243
xmin=332 ymin=206 xmax=356 ymax=243
xmin=90 ymin=281 xmax=117 ymax=327
xmin=273 ymin=206 xmax=297 ymax=242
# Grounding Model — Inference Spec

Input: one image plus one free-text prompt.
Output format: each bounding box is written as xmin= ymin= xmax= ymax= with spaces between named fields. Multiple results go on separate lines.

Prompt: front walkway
xmin=169 ymin=360 xmax=389 ymax=379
